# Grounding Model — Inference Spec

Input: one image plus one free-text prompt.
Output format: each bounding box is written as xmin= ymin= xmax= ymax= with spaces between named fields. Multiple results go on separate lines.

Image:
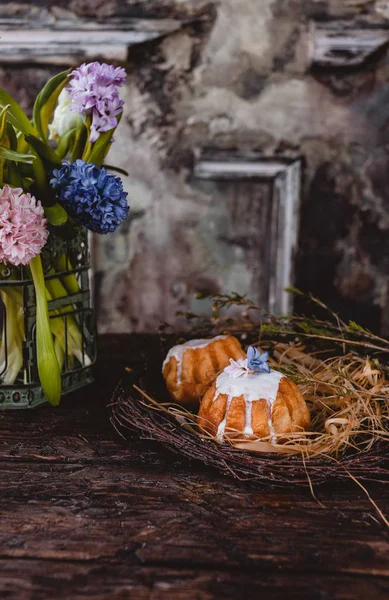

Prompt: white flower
xmin=224 ymin=357 xmax=250 ymax=379
xmin=48 ymin=89 xmax=82 ymax=140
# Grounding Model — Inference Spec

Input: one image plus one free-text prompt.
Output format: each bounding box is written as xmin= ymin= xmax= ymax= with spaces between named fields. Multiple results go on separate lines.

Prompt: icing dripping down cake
xmin=198 ymin=366 xmax=310 ymax=444
xmin=162 ymin=335 xmax=245 ymax=407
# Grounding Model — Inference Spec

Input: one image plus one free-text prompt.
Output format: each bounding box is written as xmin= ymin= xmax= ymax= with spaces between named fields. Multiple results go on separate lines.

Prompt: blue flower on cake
xmin=247 ymin=346 xmax=270 ymax=373
xmin=224 ymin=346 xmax=270 ymax=379
xmin=197 ymin=343 xmax=310 ymax=443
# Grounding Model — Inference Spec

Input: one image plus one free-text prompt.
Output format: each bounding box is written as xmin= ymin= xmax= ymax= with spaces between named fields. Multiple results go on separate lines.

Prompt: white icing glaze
xmin=216 ymin=395 xmax=233 ymax=442
xmin=268 ymin=416 xmax=277 ymax=444
xmin=244 ymin=398 xmax=253 ymax=436
xmin=213 ymin=369 xmax=283 ymax=443
xmin=162 ymin=335 xmax=228 ymax=384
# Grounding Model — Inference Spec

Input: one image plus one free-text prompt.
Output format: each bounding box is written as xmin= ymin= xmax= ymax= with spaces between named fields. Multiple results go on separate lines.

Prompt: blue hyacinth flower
xmin=50 ymin=159 xmax=129 ymax=234
xmin=247 ymin=346 xmax=270 ymax=373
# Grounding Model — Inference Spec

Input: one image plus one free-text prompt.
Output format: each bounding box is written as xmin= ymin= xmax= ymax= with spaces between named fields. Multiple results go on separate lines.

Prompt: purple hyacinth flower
xmin=247 ymin=346 xmax=270 ymax=373
xmin=66 ymin=61 xmax=126 ymax=143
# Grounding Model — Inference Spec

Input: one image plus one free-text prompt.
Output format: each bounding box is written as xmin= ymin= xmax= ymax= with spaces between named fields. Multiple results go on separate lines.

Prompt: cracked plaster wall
xmin=3 ymin=0 xmax=389 ymax=333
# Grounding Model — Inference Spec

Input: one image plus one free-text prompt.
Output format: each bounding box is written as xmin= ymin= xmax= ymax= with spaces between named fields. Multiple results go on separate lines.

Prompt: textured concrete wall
xmin=3 ymin=0 xmax=389 ymax=333
xmin=96 ymin=0 xmax=312 ymax=333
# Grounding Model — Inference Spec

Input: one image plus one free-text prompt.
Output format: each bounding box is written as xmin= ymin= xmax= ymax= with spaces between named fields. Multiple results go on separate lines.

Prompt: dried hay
xmin=110 ymin=292 xmax=389 ymax=487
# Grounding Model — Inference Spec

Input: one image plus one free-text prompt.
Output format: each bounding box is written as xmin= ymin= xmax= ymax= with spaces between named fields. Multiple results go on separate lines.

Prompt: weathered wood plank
xmin=1 ymin=335 xmax=389 ymax=598
xmin=0 ymin=18 xmax=184 ymax=64
xmin=311 ymin=21 xmax=389 ymax=68
xmin=0 ymin=336 xmax=389 ymax=600
xmin=1 ymin=559 xmax=388 ymax=600
xmin=1 ymin=462 xmax=389 ymax=575
xmin=0 ymin=335 xmax=163 ymax=461
xmin=193 ymin=159 xmax=289 ymax=180
xmin=193 ymin=154 xmax=301 ymax=315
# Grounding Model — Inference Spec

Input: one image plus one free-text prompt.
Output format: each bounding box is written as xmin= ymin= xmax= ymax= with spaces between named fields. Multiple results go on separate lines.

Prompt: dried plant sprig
xmin=112 ymin=291 xmax=389 ymax=488
xmin=111 ymin=344 xmax=389 ymax=485
xmin=116 ymin=345 xmax=389 ymax=458
xmin=171 ymin=290 xmax=389 ymax=360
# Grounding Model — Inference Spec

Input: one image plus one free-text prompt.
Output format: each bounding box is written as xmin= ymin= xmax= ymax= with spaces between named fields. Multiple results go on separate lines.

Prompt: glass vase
xmin=0 ymin=228 xmax=96 ymax=408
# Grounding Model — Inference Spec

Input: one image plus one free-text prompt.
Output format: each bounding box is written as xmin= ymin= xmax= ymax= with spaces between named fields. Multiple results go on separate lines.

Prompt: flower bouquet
xmin=0 ymin=62 xmax=129 ymax=408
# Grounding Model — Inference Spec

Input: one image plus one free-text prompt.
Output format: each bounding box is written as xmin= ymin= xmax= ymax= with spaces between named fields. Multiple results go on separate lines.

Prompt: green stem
xmin=45 ymin=269 xmax=91 ymax=366
xmin=81 ymin=114 xmax=93 ymax=161
xmin=54 ymin=330 xmax=65 ymax=371
xmin=0 ymin=290 xmax=24 ymax=384
xmin=56 ymin=253 xmax=80 ymax=295
xmin=30 ymin=254 xmax=61 ymax=405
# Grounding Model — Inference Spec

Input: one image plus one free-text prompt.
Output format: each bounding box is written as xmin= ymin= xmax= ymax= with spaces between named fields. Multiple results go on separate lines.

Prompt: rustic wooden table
xmin=1 ymin=335 xmax=389 ymax=599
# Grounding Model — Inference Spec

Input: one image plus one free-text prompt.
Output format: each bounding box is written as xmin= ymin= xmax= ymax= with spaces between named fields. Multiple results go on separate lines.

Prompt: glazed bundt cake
xmin=198 ymin=347 xmax=310 ymax=443
xmin=162 ymin=335 xmax=245 ymax=407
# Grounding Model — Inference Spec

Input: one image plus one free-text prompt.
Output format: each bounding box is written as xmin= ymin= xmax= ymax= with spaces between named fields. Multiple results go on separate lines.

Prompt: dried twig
xmin=111 ymin=293 xmax=389 ymax=487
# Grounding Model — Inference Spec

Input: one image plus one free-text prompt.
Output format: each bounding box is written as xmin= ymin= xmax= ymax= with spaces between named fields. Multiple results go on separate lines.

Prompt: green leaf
xmin=103 ymin=164 xmax=129 ymax=176
xmin=55 ymin=253 xmax=80 ymax=295
xmin=7 ymin=162 xmax=23 ymax=187
xmin=25 ymin=133 xmax=62 ymax=167
xmin=45 ymin=269 xmax=86 ymax=362
xmin=56 ymin=127 xmax=76 ymax=160
xmin=54 ymin=335 xmax=65 ymax=372
xmin=21 ymin=177 xmax=34 ymax=190
xmin=44 ymin=203 xmax=68 ymax=226
xmin=87 ymin=111 xmax=122 ymax=166
xmin=71 ymin=120 xmax=88 ymax=161
xmin=23 ymin=134 xmax=55 ymax=204
xmin=17 ymin=162 xmax=34 ymax=178
xmin=0 ymin=291 xmax=24 ymax=384
xmin=348 ymin=321 xmax=372 ymax=335
xmin=0 ymin=88 xmax=35 ymax=135
xmin=32 ymin=153 xmax=50 ymax=202
xmin=30 ymin=254 xmax=62 ymax=406
xmin=195 ymin=291 xmax=211 ymax=300
xmin=0 ymin=146 xmax=35 ymax=163
xmin=33 ymin=69 xmax=71 ymax=141
xmin=87 ymin=127 xmax=115 ymax=166
xmin=6 ymin=123 xmax=18 ymax=151
xmin=261 ymin=323 xmax=284 ymax=335
xmin=0 ymin=104 xmax=10 ymax=140
xmin=285 ymin=286 xmax=304 ymax=296
xmin=297 ymin=321 xmax=332 ymax=337
xmin=0 ymin=119 xmax=17 ymax=186
xmin=16 ymin=131 xmax=29 ymax=153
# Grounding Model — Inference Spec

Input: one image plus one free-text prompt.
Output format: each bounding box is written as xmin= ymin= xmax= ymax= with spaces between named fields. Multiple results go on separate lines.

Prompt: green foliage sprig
xmin=175 ymin=289 xmax=389 ymax=360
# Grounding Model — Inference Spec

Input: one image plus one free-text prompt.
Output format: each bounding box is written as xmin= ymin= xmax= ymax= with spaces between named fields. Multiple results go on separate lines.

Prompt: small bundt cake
xmin=162 ymin=335 xmax=245 ymax=407
xmin=198 ymin=347 xmax=310 ymax=443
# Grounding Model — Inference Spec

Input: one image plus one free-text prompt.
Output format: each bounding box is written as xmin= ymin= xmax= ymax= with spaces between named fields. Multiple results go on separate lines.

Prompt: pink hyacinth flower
xmin=0 ymin=186 xmax=48 ymax=266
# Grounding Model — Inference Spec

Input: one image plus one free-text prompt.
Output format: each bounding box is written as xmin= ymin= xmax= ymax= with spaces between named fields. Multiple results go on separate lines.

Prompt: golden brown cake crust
xmin=198 ymin=374 xmax=310 ymax=442
xmin=163 ymin=335 xmax=245 ymax=407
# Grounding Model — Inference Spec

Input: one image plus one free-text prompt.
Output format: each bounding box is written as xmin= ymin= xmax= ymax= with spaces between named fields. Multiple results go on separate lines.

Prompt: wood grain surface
xmin=1 ymin=335 xmax=389 ymax=599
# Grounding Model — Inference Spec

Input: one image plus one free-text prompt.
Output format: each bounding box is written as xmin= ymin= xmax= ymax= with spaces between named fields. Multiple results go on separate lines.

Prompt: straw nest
xmin=110 ymin=292 xmax=389 ymax=487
